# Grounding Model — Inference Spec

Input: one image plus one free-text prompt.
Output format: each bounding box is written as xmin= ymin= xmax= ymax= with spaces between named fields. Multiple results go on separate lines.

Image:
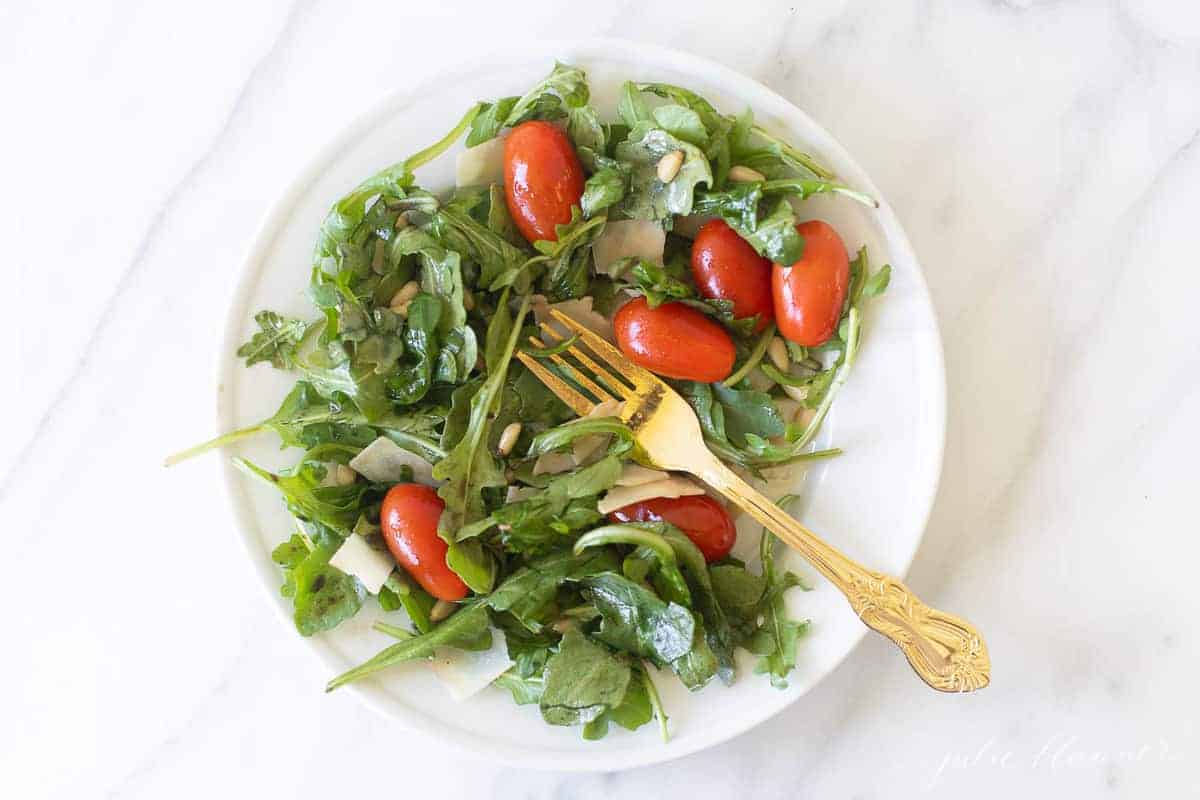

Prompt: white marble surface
xmin=3 ymin=0 xmax=1198 ymax=796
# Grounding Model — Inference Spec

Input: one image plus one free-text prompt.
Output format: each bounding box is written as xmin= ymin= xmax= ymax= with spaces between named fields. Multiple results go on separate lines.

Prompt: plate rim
xmin=214 ymin=37 xmax=947 ymax=771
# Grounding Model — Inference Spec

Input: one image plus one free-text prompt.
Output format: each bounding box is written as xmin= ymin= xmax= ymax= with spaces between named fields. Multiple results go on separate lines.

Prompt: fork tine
xmin=526 ymin=336 xmax=617 ymax=403
xmin=538 ymin=324 xmax=634 ymax=400
xmin=547 ymin=309 xmax=654 ymax=387
xmin=515 ymin=351 xmax=594 ymax=416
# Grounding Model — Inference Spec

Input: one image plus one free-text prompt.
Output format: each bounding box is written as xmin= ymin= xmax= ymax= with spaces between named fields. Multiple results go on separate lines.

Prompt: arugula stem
xmin=722 ymin=323 xmax=776 ymax=388
xmin=760 ymin=179 xmax=878 ymax=209
xmin=373 ymin=621 xmax=415 ymax=640
xmin=641 ymin=665 xmax=670 ymax=743
xmin=163 ymin=424 xmax=267 ymax=467
xmin=792 ymin=308 xmax=860 ymax=450
xmin=573 ymin=525 xmax=678 ymax=565
xmin=404 ymin=102 xmax=483 ymax=172
xmin=751 ymin=125 xmax=835 ymax=179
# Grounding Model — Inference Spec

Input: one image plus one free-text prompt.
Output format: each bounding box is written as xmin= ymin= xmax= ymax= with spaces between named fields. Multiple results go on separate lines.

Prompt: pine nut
xmin=728 ymin=165 xmax=766 ymax=183
xmin=497 ymin=422 xmax=522 ymax=456
xmin=656 ymin=150 xmax=685 ymax=183
xmin=394 ymin=211 xmax=410 ymax=230
xmin=551 ymin=618 xmax=576 ymax=634
xmin=768 ymin=336 xmax=789 ymax=371
xmin=334 ymin=464 xmax=358 ymax=485
xmin=389 ymin=281 xmax=421 ymax=311
xmin=430 ymin=600 xmax=456 ymax=622
xmin=463 ymin=291 xmax=475 ymax=311
xmin=795 ymin=406 xmax=817 ymax=428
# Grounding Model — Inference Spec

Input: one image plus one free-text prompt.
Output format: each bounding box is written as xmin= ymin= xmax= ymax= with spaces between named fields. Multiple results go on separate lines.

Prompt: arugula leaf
xmin=582 ymin=661 xmax=655 ymax=740
xmin=460 ymin=455 xmax=622 ymax=549
xmin=711 ymin=383 xmax=786 ymax=446
xmin=618 ymin=257 xmax=695 ymax=308
xmin=485 ymin=548 xmax=620 ymax=631
xmin=748 ymin=507 xmax=810 ymax=688
xmin=729 ymin=107 xmax=834 ymax=180
xmin=272 ymin=525 xmax=366 ymax=636
xmin=234 ymin=456 xmax=374 ymax=532
xmin=615 ymin=128 xmax=712 ymax=219
xmin=710 ymin=564 xmax=767 ymax=639
xmin=485 ymin=184 xmax=524 ymax=246
xmin=326 ymin=603 xmax=492 ymax=691
xmin=617 ymin=81 xmax=654 ymax=128
xmin=651 ymin=104 xmax=708 ymax=147
xmin=539 ymin=628 xmax=631 ymax=727
xmin=573 ymin=524 xmax=691 ymax=607
xmin=584 ymin=573 xmax=695 ymax=665
xmin=237 ymin=311 xmax=309 ymax=369
xmin=655 ymin=525 xmax=738 ymax=684
xmin=425 ymin=206 xmax=531 ymax=292
xmin=493 ymin=670 xmax=544 ymax=705
xmin=581 ymin=164 xmax=628 ymax=217
xmin=434 ymin=292 xmax=530 ymax=546
xmin=529 ymin=209 xmax=608 ymax=301
xmin=467 ymin=62 xmax=591 ymax=146
xmin=166 ymin=380 xmax=446 ymax=467
xmin=387 ymin=293 xmax=440 ymax=404
xmin=379 ymin=572 xmax=436 ymax=634
xmin=692 ymin=183 xmax=762 ymax=234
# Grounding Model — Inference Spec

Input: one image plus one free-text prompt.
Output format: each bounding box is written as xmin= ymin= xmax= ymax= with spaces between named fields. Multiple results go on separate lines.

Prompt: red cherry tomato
xmin=503 ymin=121 xmax=584 ymax=244
xmin=772 ymin=220 xmax=850 ymax=346
xmin=608 ymin=495 xmax=737 ymax=563
xmin=380 ymin=483 xmax=468 ymax=602
xmin=690 ymin=219 xmax=775 ymax=333
xmin=613 ymin=297 xmax=736 ymax=383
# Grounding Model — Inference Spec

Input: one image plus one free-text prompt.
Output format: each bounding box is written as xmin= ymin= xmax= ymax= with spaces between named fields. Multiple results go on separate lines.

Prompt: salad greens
xmin=169 ymin=63 xmax=892 ymax=742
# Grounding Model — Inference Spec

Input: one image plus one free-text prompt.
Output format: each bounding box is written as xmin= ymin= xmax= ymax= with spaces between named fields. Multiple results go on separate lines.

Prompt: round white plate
xmin=216 ymin=39 xmax=945 ymax=771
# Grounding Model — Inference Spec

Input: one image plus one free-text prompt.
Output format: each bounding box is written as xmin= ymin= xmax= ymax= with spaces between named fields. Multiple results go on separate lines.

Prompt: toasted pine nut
xmin=656 ymin=150 xmax=685 ymax=183
xmin=394 ymin=211 xmax=410 ymax=230
xmin=768 ymin=336 xmax=789 ymax=372
xmin=795 ymin=406 xmax=817 ymax=428
xmin=334 ymin=464 xmax=358 ymax=486
xmin=728 ymin=165 xmax=766 ymax=183
xmin=389 ymin=281 xmax=421 ymax=311
xmin=463 ymin=291 xmax=475 ymax=311
xmin=430 ymin=600 xmax=456 ymax=622
xmin=497 ymin=422 xmax=522 ymax=456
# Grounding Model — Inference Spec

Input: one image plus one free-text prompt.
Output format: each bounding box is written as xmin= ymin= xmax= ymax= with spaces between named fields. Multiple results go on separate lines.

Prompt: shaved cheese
xmin=571 ymin=434 xmax=608 ymax=467
xmin=597 ymin=476 xmax=706 ymax=515
xmin=614 ymin=463 xmax=670 ymax=487
xmin=328 ymin=534 xmax=394 ymax=594
xmin=349 ymin=436 xmax=437 ymax=485
xmin=429 ymin=629 xmax=514 ymax=701
xmin=533 ymin=450 xmax=575 ymax=476
xmin=672 ymin=214 xmax=714 ymax=238
xmin=591 ymin=219 xmax=666 ymax=277
xmin=455 ymin=135 xmax=507 ymax=187
xmin=532 ymin=295 xmax=614 ymax=342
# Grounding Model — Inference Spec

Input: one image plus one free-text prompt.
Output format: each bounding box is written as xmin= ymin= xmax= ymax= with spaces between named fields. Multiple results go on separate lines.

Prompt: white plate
xmin=216 ymin=39 xmax=945 ymax=771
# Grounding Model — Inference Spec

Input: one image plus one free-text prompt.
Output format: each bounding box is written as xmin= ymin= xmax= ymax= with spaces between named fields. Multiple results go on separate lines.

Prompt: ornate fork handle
xmin=700 ymin=458 xmax=990 ymax=693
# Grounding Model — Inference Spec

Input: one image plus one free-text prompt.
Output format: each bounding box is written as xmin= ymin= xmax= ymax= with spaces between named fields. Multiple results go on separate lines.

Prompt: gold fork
xmin=516 ymin=309 xmax=990 ymax=693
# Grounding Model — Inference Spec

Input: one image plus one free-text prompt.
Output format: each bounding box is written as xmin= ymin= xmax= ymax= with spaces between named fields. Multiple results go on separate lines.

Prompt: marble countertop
xmin=4 ymin=1 xmax=1198 ymax=797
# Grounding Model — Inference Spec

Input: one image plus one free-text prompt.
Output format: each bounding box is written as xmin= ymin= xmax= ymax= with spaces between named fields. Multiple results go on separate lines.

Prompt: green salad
xmin=170 ymin=63 xmax=890 ymax=741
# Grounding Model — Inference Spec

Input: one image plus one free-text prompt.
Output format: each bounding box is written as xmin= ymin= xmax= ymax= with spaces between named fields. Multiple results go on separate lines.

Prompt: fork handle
xmin=698 ymin=459 xmax=990 ymax=692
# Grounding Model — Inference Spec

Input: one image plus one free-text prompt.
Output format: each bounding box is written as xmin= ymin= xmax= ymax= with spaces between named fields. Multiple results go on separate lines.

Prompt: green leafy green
xmin=539 ymin=628 xmax=631 ymax=726
xmin=433 ymin=292 xmax=531 ymax=547
xmin=584 ymin=573 xmax=696 ymax=666
xmin=615 ymin=128 xmax=712 ymax=219
xmin=237 ymin=311 xmax=310 ymax=370
xmin=272 ymin=525 xmax=365 ymax=636
xmin=326 ymin=603 xmax=492 ymax=691
xmin=485 ymin=549 xmax=620 ymax=631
